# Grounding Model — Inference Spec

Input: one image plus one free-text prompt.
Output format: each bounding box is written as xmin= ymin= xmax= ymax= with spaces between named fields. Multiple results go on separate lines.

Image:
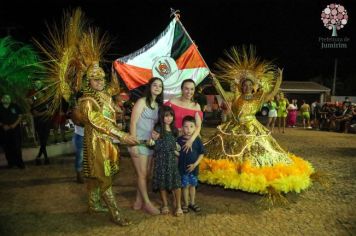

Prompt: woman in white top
xmin=128 ymin=77 xmax=163 ymax=215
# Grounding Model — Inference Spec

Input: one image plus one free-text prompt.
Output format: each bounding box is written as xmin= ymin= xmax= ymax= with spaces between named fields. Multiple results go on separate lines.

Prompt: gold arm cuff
xmin=110 ymin=129 xmax=127 ymax=139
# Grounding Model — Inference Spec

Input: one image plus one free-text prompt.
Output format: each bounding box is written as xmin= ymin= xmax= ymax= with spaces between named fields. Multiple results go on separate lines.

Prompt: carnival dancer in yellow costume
xmin=33 ymin=8 xmax=138 ymax=226
xmin=199 ymin=47 xmax=314 ymax=194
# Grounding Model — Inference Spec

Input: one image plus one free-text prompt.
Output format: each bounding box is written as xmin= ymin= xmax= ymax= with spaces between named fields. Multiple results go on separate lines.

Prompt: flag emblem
xmin=114 ymin=18 xmax=209 ymax=99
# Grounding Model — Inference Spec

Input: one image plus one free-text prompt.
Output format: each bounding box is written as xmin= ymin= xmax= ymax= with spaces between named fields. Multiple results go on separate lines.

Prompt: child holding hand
xmin=151 ymin=106 xmax=183 ymax=216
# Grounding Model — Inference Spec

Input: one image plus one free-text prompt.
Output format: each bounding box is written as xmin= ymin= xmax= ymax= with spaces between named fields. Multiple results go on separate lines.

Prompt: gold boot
xmin=87 ymin=179 xmax=109 ymax=213
xmin=102 ymin=187 xmax=132 ymax=226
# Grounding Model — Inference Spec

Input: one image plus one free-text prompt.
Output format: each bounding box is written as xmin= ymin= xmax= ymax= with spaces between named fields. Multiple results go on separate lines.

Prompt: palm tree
xmin=0 ymin=36 xmax=42 ymax=111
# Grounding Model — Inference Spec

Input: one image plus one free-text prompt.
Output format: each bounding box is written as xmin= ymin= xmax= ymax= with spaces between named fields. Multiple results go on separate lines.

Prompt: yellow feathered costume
xmin=200 ymin=47 xmax=314 ymax=194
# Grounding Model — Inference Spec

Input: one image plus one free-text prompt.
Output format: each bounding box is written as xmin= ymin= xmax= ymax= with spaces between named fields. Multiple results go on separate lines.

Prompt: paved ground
xmin=0 ymin=128 xmax=355 ymax=235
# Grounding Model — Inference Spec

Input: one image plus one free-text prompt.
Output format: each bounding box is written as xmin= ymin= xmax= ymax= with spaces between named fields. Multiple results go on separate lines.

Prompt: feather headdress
xmin=214 ymin=46 xmax=280 ymax=96
xmin=33 ymin=8 xmax=110 ymax=115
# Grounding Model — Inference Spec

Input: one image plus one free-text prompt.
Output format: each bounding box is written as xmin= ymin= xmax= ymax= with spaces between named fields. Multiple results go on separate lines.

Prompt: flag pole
xmin=170 ymin=8 xmax=237 ymax=121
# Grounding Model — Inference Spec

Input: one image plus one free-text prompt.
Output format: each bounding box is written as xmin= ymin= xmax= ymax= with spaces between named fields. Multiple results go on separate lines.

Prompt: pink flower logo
xmin=321 ymin=3 xmax=348 ymax=36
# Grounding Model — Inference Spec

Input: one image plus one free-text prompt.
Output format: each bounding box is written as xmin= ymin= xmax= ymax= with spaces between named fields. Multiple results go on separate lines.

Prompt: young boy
xmin=177 ymin=115 xmax=205 ymax=213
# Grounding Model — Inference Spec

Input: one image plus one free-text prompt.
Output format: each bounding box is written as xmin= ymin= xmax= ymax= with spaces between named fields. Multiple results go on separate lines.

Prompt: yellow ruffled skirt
xmin=200 ymin=119 xmax=314 ymax=194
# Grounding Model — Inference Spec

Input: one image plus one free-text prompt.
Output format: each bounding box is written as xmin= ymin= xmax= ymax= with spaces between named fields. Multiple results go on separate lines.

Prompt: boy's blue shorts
xmin=181 ymin=173 xmax=198 ymax=188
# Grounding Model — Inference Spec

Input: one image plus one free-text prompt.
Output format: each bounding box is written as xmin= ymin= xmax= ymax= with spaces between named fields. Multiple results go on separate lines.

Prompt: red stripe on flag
xmin=175 ymin=44 xmax=207 ymax=70
xmin=113 ymin=61 xmax=153 ymax=90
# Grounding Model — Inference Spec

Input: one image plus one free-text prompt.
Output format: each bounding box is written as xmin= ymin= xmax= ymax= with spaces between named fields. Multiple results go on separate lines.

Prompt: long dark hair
xmin=154 ymin=105 xmax=178 ymax=138
xmin=145 ymin=77 xmax=163 ymax=109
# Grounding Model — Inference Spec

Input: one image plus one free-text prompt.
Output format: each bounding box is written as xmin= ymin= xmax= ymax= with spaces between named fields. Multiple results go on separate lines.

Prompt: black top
xmin=0 ymin=103 xmax=22 ymax=125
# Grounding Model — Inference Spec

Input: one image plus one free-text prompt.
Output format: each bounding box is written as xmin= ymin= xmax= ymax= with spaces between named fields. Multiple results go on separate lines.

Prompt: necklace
xmin=244 ymin=94 xmax=253 ymax=100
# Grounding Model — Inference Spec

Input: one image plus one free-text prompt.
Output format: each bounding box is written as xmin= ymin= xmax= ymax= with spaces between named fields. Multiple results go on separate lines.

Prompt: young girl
xmin=151 ymin=105 xmax=183 ymax=216
xmin=128 ymin=77 xmax=163 ymax=215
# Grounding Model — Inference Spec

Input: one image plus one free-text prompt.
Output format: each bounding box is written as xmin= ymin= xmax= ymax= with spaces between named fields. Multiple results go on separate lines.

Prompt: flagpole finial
xmin=170 ymin=8 xmax=180 ymax=19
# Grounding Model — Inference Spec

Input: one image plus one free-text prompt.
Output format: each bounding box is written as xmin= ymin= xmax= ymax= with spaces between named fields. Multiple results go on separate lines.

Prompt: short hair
xmin=182 ymin=115 xmax=195 ymax=126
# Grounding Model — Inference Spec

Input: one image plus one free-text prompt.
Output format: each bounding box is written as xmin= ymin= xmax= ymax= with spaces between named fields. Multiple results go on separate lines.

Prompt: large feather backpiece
xmin=33 ymin=8 xmax=112 ymax=115
xmin=32 ymin=8 xmax=87 ymax=115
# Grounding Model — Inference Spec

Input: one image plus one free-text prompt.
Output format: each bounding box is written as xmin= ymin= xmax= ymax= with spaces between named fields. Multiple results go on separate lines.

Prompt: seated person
xmin=329 ymin=104 xmax=353 ymax=133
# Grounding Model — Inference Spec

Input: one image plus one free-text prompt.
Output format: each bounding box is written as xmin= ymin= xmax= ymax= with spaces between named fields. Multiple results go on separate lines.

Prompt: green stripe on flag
xmin=171 ymin=22 xmax=192 ymax=60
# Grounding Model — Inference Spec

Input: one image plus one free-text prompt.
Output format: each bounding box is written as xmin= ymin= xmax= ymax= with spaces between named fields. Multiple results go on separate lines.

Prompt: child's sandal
xmin=160 ymin=206 xmax=170 ymax=215
xmin=182 ymin=206 xmax=189 ymax=213
xmin=188 ymin=203 xmax=201 ymax=212
xmin=174 ymin=208 xmax=184 ymax=217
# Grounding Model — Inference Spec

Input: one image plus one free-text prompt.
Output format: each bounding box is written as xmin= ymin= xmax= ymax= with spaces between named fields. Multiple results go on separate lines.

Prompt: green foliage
xmin=0 ymin=36 xmax=43 ymax=111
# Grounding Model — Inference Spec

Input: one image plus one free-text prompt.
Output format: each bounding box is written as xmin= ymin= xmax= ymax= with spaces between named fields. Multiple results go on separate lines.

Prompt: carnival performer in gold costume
xmin=79 ymin=62 xmax=137 ymax=226
xmin=33 ymin=8 xmax=137 ymax=226
xmin=199 ymin=47 xmax=314 ymax=194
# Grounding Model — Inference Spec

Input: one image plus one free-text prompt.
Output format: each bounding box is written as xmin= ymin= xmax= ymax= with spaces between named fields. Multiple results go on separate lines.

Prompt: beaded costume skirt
xmin=200 ymin=118 xmax=314 ymax=194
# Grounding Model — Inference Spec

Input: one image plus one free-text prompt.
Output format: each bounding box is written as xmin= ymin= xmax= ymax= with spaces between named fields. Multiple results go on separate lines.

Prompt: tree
xmin=0 ymin=36 xmax=41 ymax=111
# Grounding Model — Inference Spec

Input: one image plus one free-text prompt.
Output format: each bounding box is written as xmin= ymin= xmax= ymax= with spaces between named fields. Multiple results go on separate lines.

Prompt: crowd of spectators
xmin=265 ymin=96 xmax=356 ymax=134
xmin=316 ymin=98 xmax=356 ymax=133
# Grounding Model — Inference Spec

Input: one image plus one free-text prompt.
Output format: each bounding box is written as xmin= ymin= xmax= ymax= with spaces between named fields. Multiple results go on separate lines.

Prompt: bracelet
xmin=111 ymin=129 xmax=127 ymax=139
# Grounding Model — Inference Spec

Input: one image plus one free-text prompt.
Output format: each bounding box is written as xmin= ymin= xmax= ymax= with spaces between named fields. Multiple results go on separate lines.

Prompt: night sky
xmin=1 ymin=0 xmax=355 ymax=95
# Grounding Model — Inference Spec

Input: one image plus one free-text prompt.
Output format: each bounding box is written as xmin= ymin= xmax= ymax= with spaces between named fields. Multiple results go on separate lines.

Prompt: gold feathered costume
xmin=34 ymin=8 xmax=132 ymax=226
xmin=200 ymin=47 xmax=314 ymax=194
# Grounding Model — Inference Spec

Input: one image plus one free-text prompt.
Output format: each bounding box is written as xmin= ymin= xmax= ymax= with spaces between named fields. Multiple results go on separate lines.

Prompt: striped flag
xmin=113 ymin=17 xmax=210 ymax=99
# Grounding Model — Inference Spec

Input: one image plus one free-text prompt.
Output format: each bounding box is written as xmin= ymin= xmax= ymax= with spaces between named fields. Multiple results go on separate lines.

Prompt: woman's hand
xmin=146 ymin=138 xmax=155 ymax=146
xmin=182 ymin=138 xmax=194 ymax=153
xmin=122 ymin=134 xmax=138 ymax=145
xmin=175 ymin=13 xmax=181 ymax=20
xmin=186 ymin=163 xmax=197 ymax=173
